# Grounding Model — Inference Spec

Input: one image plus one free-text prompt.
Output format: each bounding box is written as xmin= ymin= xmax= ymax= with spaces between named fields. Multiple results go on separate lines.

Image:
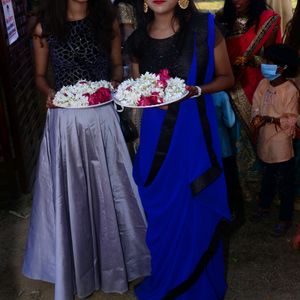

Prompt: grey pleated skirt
xmin=23 ymin=103 xmax=151 ymax=300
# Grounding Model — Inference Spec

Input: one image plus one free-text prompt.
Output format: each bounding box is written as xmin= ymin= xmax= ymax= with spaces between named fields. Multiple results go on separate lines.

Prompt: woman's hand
xmin=46 ymin=89 xmax=56 ymax=108
xmin=158 ymin=86 xmax=201 ymax=110
xmin=111 ymin=80 xmax=121 ymax=89
xmin=186 ymin=86 xmax=201 ymax=98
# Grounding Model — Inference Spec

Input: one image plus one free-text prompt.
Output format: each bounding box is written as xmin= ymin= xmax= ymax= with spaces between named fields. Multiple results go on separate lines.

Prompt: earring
xmin=144 ymin=1 xmax=148 ymax=13
xmin=178 ymin=0 xmax=189 ymax=9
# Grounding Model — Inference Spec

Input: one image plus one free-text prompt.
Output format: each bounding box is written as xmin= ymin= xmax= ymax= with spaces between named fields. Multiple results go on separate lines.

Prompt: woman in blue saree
xmin=127 ymin=0 xmax=234 ymax=298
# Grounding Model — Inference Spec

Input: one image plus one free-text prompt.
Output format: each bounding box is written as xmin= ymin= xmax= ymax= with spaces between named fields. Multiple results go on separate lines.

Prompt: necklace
xmin=233 ymin=16 xmax=249 ymax=35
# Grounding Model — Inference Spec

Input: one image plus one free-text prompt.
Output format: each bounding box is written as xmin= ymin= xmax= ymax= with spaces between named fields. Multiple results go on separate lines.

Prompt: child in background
xmin=251 ymin=44 xmax=299 ymax=237
xmin=212 ymin=91 xmax=244 ymax=225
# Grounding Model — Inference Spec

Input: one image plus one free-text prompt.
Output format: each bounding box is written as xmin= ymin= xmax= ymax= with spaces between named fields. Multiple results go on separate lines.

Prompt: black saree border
xmin=144 ymin=103 xmax=181 ymax=186
xmin=244 ymin=14 xmax=279 ymax=58
xmin=144 ymin=95 xmax=223 ymax=192
xmin=191 ymin=95 xmax=223 ymax=196
xmin=162 ymin=219 xmax=229 ymax=300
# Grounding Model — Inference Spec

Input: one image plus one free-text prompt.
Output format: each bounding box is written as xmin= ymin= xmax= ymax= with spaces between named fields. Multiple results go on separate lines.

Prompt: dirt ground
xmin=1 ymin=197 xmax=300 ymax=300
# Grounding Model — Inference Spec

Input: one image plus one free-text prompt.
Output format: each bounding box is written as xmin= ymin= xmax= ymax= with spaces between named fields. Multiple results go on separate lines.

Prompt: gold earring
xmin=144 ymin=1 xmax=148 ymax=13
xmin=178 ymin=0 xmax=189 ymax=9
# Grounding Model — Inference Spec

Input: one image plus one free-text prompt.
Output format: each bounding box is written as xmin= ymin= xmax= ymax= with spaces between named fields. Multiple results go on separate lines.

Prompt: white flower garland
xmin=53 ymin=80 xmax=113 ymax=108
xmin=115 ymin=72 xmax=186 ymax=106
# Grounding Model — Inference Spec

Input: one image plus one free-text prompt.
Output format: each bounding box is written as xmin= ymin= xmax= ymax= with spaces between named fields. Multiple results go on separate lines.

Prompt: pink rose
xmin=156 ymin=69 xmax=170 ymax=89
xmin=159 ymin=69 xmax=170 ymax=81
xmin=157 ymin=80 xmax=167 ymax=89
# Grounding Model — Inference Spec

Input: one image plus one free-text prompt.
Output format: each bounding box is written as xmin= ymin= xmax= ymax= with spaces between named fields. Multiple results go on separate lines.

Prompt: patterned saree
xmin=226 ymin=9 xmax=282 ymax=201
xmin=227 ymin=9 xmax=282 ymax=135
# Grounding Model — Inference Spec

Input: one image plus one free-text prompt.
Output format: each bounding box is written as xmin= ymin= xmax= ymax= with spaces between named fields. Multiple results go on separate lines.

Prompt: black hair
xmin=30 ymin=0 xmax=117 ymax=53
xmin=285 ymin=0 xmax=300 ymax=51
xmin=136 ymin=0 xmax=198 ymax=34
xmin=219 ymin=0 xmax=267 ymax=31
xmin=264 ymin=44 xmax=299 ymax=78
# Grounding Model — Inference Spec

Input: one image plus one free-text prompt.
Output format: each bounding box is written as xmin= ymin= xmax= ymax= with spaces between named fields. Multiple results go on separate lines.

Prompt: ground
xmin=1 ymin=199 xmax=300 ymax=300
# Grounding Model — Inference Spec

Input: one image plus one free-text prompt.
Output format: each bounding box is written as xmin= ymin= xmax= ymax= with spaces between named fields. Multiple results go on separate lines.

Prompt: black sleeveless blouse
xmin=44 ymin=18 xmax=110 ymax=90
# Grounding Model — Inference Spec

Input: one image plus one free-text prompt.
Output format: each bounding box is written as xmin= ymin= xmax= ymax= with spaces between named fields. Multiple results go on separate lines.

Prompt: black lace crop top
xmin=44 ymin=18 xmax=110 ymax=90
xmin=126 ymin=12 xmax=223 ymax=84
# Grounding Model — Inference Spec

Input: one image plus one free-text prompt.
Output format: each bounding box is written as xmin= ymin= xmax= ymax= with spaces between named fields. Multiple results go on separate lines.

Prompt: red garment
xmin=227 ymin=10 xmax=282 ymax=104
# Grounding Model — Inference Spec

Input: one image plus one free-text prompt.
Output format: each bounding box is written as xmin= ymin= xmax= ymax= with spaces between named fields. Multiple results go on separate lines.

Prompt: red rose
xmin=88 ymin=87 xmax=111 ymax=106
xmin=88 ymin=93 xmax=99 ymax=105
xmin=138 ymin=92 xmax=163 ymax=106
xmin=138 ymin=96 xmax=151 ymax=106
xmin=95 ymin=87 xmax=111 ymax=102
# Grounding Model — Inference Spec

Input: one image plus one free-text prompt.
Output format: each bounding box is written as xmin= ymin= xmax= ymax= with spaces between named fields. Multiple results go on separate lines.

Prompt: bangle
xmin=195 ymin=86 xmax=202 ymax=97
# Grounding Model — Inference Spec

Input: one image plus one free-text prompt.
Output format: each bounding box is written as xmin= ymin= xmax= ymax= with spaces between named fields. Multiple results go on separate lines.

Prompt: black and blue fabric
xmin=131 ymin=13 xmax=231 ymax=300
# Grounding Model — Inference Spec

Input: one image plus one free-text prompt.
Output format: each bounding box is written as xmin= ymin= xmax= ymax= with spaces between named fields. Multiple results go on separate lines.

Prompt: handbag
xmin=118 ymin=111 xmax=139 ymax=143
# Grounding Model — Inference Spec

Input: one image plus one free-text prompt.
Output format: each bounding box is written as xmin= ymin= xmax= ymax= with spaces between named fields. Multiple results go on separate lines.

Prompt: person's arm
xmin=131 ymin=62 xmax=140 ymax=79
xmin=111 ymin=20 xmax=123 ymax=87
xmin=200 ymin=38 xmax=234 ymax=94
xmin=33 ymin=23 xmax=55 ymax=107
xmin=280 ymin=90 xmax=299 ymax=136
xmin=251 ymin=81 xmax=265 ymax=128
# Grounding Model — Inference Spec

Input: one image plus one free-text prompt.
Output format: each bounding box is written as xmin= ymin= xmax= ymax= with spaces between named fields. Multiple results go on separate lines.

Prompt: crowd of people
xmin=21 ymin=0 xmax=300 ymax=299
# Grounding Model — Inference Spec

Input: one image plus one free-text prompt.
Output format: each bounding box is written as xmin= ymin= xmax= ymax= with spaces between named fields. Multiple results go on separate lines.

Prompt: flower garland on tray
xmin=53 ymin=80 xmax=113 ymax=108
xmin=115 ymin=69 xmax=188 ymax=107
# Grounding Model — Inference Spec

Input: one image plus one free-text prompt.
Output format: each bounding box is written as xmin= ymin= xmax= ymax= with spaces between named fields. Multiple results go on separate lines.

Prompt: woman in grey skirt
xmin=22 ymin=0 xmax=150 ymax=299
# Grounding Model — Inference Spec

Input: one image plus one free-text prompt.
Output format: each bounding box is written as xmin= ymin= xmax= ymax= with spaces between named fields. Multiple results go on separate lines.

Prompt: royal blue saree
xmin=131 ymin=13 xmax=231 ymax=300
